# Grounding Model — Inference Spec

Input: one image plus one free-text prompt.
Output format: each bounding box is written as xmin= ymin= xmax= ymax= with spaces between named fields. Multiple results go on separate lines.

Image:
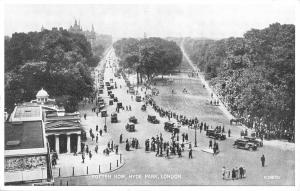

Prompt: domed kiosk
xmin=36 ymin=88 xmax=49 ymax=103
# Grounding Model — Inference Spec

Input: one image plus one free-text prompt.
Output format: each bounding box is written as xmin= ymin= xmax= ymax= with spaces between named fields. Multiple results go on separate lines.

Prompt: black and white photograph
xmin=1 ymin=0 xmax=298 ymax=189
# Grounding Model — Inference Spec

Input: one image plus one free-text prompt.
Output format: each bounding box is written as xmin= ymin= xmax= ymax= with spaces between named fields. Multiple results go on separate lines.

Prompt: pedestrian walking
xmin=189 ymin=149 xmax=193 ymax=159
xmin=86 ymin=145 xmax=89 ymax=154
xmin=261 ymin=154 xmax=265 ymax=167
xmin=84 ymin=113 xmax=87 ymax=120
xmin=116 ymin=145 xmax=119 ymax=154
xmin=96 ymin=134 xmax=98 ymax=143
xmin=120 ymin=134 xmax=123 ymax=143
xmin=209 ymin=139 xmax=212 ymax=149
xmin=100 ymin=129 xmax=103 ymax=136
xmin=82 ymin=152 xmax=85 ymax=163
xmin=96 ymin=125 xmax=98 ymax=131
xmin=89 ymin=151 xmax=92 ymax=160
xmin=95 ymin=145 xmax=98 ymax=154
xmin=232 ymin=168 xmax=236 ymax=180
xmin=228 ymin=129 xmax=231 ymax=137
xmin=222 ymin=166 xmax=226 ymax=179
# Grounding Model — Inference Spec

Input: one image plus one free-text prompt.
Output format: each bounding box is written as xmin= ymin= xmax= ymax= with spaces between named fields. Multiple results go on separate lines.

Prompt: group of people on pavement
xmin=144 ymin=132 xmax=193 ymax=159
xmin=124 ymin=137 xmax=140 ymax=151
xmin=222 ymin=166 xmax=246 ymax=180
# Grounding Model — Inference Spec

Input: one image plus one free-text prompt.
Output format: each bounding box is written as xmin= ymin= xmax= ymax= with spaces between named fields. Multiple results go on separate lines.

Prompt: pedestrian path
xmin=52 ymin=151 xmax=124 ymax=178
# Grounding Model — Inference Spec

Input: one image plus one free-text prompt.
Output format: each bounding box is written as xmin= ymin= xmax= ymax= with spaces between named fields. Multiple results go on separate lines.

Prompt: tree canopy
xmin=183 ymin=23 xmax=295 ymax=134
xmin=113 ymin=37 xmax=182 ymax=82
xmin=5 ymin=28 xmax=97 ymax=113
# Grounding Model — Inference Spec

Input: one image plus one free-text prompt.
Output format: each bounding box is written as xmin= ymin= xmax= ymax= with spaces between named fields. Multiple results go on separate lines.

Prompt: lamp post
xmin=194 ymin=125 xmax=197 ymax=147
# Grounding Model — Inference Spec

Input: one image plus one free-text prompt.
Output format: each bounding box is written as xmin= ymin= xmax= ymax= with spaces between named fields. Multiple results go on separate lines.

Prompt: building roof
xmin=45 ymin=120 xmax=80 ymax=129
xmin=5 ymin=121 xmax=44 ymax=150
xmin=11 ymin=106 xmax=42 ymax=122
xmin=36 ymin=88 xmax=49 ymax=97
xmin=45 ymin=114 xmax=80 ymax=122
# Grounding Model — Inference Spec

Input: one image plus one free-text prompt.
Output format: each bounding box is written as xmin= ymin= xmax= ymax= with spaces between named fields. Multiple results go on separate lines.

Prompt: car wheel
xmin=249 ymin=147 xmax=253 ymax=151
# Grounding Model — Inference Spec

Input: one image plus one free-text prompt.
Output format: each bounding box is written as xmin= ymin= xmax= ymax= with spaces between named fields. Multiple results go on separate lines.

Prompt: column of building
xmin=55 ymin=135 xmax=60 ymax=153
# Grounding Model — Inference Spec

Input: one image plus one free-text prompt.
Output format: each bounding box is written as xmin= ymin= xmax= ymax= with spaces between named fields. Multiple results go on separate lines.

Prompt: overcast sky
xmin=4 ymin=2 xmax=295 ymax=40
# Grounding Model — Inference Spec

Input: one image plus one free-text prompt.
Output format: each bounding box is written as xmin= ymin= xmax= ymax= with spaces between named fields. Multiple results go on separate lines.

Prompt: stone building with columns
xmin=24 ymin=88 xmax=83 ymax=154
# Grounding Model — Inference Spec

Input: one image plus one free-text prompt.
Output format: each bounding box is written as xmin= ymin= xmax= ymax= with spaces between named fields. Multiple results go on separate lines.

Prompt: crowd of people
xmin=144 ymin=132 xmax=193 ymax=159
xmin=222 ymin=166 xmax=246 ymax=180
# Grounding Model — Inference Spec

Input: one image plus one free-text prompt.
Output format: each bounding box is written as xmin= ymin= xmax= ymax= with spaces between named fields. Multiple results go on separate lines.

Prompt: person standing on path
xmin=119 ymin=134 xmax=123 ymax=143
xmin=261 ymin=154 xmax=265 ymax=167
xmin=82 ymin=152 xmax=85 ymax=163
xmin=209 ymin=139 xmax=213 ymax=149
xmin=189 ymin=148 xmax=193 ymax=159
xmin=89 ymin=151 xmax=92 ymax=160
xmin=228 ymin=129 xmax=231 ymax=137
xmin=95 ymin=145 xmax=98 ymax=154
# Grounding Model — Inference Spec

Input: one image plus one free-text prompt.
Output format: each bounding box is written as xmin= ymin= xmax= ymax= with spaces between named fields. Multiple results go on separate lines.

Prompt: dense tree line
xmin=5 ymin=28 xmax=98 ymax=113
xmin=113 ymin=37 xmax=183 ymax=83
xmin=183 ymin=23 xmax=295 ymax=140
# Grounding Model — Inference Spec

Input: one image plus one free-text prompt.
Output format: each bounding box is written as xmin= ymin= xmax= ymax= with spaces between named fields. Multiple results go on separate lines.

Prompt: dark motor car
xmin=164 ymin=122 xmax=179 ymax=134
xmin=244 ymin=136 xmax=263 ymax=147
xmin=206 ymin=129 xmax=226 ymax=140
xmin=113 ymin=97 xmax=118 ymax=102
xmin=147 ymin=115 xmax=159 ymax=124
xmin=136 ymin=95 xmax=141 ymax=102
xmin=101 ymin=110 xmax=107 ymax=117
xmin=126 ymin=122 xmax=135 ymax=132
xmin=109 ymin=99 xmax=114 ymax=105
xmin=233 ymin=139 xmax=257 ymax=151
xmin=129 ymin=116 xmax=138 ymax=124
xmin=117 ymin=102 xmax=123 ymax=109
xmin=141 ymin=104 xmax=146 ymax=111
xmin=111 ymin=112 xmax=118 ymax=123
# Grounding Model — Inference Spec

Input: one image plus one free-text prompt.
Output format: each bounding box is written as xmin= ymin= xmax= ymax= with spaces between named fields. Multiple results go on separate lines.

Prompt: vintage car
xmin=129 ymin=86 xmax=135 ymax=94
xmin=164 ymin=122 xmax=179 ymax=134
xmin=98 ymin=89 xmax=104 ymax=94
xmin=109 ymin=99 xmax=114 ymax=105
xmin=113 ymin=97 xmax=118 ymax=102
xmin=107 ymin=86 xmax=112 ymax=90
xmin=206 ymin=129 xmax=226 ymax=140
xmin=126 ymin=122 xmax=135 ymax=132
xmin=117 ymin=102 xmax=123 ymax=109
xmin=233 ymin=139 xmax=257 ymax=151
xmin=129 ymin=116 xmax=138 ymax=124
xmin=101 ymin=110 xmax=107 ymax=117
xmin=141 ymin=104 xmax=146 ymax=111
xmin=110 ymin=78 xmax=114 ymax=83
xmin=243 ymin=136 xmax=263 ymax=147
xmin=135 ymin=95 xmax=142 ymax=102
xmin=105 ymin=82 xmax=110 ymax=86
xmin=107 ymin=90 xmax=112 ymax=95
xmin=147 ymin=115 xmax=160 ymax=124
xmin=111 ymin=112 xmax=118 ymax=123
xmin=110 ymin=93 xmax=115 ymax=99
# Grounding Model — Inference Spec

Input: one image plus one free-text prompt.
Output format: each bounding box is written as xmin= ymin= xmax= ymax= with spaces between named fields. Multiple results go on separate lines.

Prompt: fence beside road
xmin=52 ymin=154 xmax=124 ymax=178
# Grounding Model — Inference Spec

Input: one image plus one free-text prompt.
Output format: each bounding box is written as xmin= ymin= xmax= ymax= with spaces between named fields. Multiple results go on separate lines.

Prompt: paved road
xmin=55 ymin=48 xmax=294 ymax=186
